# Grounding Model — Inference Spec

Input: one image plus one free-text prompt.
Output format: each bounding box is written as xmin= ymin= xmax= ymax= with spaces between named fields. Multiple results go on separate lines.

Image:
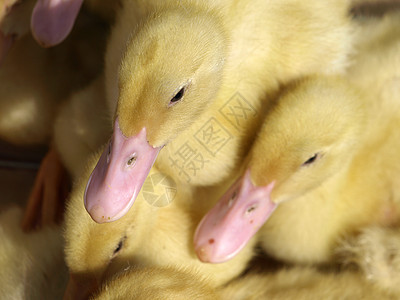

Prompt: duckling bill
xmin=194 ymin=76 xmax=366 ymax=263
xmin=84 ymin=119 xmax=161 ymax=223
xmin=195 ymin=170 xmax=276 ymax=263
xmin=31 ymin=0 xmax=83 ymax=47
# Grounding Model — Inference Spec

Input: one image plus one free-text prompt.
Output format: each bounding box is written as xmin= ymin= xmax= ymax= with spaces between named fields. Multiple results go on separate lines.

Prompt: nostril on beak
xmin=126 ymin=155 xmax=137 ymax=168
xmin=245 ymin=205 xmax=257 ymax=215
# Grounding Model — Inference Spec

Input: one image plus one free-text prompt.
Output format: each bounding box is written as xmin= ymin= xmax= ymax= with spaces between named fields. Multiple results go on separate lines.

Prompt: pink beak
xmin=84 ymin=118 xmax=161 ymax=223
xmin=31 ymin=0 xmax=84 ymax=47
xmin=194 ymin=170 xmax=276 ymax=263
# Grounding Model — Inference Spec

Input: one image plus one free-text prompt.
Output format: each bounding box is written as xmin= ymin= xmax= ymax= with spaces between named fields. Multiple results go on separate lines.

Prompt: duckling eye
xmin=112 ymin=237 xmax=125 ymax=258
xmin=169 ymin=87 xmax=185 ymax=106
xmin=302 ymin=153 xmax=320 ymax=166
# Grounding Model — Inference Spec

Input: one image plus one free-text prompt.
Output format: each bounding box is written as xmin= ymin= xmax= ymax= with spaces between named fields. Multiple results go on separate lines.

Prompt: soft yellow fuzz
xmin=64 ymin=149 xmax=254 ymax=298
xmin=245 ymin=13 xmax=400 ymax=268
xmin=0 ymin=207 xmax=67 ymax=299
xmin=103 ymin=0 xmax=353 ymax=186
xmin=0 ymin=7 xmax=107 ymax=146
xmin=220 ymin=266 xmax=395 ymax=300
xmin=92 ymin=266 xmax=218 ymax=300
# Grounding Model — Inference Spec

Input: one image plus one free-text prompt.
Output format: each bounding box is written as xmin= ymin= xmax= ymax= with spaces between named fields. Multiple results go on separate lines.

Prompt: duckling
xmin=92 ymin=266 xmax=218 ymax=300
xmin=0 ymin=206 xmax=67 ymax=299
xmin=63 ymin=148 xmax=255 ymax=299
xmin=53 ymin=75 xmax=112 ymax=179
xmin=0 ymin=7 xmax=107 ymax=146
xmin=194 ymin=11 xmax=400 ymax=265
xmin=331 ymin=12 xmax=400 ymax=293
xmin=92 ymin=258 xmax=395 ymax=299
xmin=1 ymin=9 xmax=110 ymax=230
xmin=85 ymin=0 xmax=354 ymax=223
xmin=194 ymin=73 xmax=400 ymax=264
xmin=1 ymin=0 xmax=117 ymax=58
xmin=220 ymin=267 xmax=396 ymax=300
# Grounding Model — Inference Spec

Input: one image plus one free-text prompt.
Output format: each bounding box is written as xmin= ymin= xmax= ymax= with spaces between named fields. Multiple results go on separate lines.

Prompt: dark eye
xmin=169 ymin=87 xmax=185 ymax=106
xmin=302 ymin=153 xmax=320 ymax=166
xmin=112 ymin=237 xmax=126 ymax=258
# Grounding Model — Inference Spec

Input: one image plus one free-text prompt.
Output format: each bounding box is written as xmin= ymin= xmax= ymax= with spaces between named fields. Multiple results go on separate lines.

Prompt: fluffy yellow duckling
xmin=194 ymin=12 xmax=400 ymax=265
xmin=85 ymin=0 xmax=353 ymax=223
xmin=0 ymin=0 xmax=117 ymax=61
xmin=194 ymin=76 xmax=372 ymax=263
xmin=0 ymin=8 xmax=107 ymax=147
xmin=331 ymin=11 xmax=400 ymax=293
xmin=195 ymin=75 xmax=400 ymax=263
xmin=0 ymin=207 xmax=67 ymax=299
xmin=1 ymin=9 xmax=110 ymax=230
xmin=53 ymin=75 xmax=112 ymax=179
xmin=93 ymin=266 xmax=218 ymax=300
xmin=22 ymin=74 xmax=112 ymax=229
xmin=220 ymin=267 xmax=395 ymax=300
xmin=63 ymin=148 xmax=254 ymax=299
xmin=92 ymin=259 xmax=395 ymax=299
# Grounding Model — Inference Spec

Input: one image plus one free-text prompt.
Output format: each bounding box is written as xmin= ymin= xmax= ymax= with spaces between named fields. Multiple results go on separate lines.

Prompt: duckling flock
xmin=1 ymin=0 xmax=400 ymax=298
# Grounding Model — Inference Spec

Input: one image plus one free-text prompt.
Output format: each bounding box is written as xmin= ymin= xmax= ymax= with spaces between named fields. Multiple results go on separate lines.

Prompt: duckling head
xmin=194 ymin=77 xmax=365 ymax=263
xmin=251 ymin=77 xmax=365 ymax=203
xmin=116 ymin=6 xmax=227 ymax=146
xmin=85 ymin=5 xmax=227 ymax=223
xmin=64 ymin=150 xmax=152 ymax=299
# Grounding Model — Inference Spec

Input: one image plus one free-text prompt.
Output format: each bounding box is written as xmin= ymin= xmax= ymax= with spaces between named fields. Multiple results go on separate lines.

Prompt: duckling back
xmin=93 ymin=266 xmax=219 ymax=300
xmin=0 ymin=207 xmax=67 ymax=300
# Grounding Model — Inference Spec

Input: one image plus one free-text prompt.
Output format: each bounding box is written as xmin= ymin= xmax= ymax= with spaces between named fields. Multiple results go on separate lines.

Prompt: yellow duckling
xmin=92 ymin=258 xmax=395 ymax=299
xmin=93 ymin=266 xmax=218 ymax=300
xmin=194 ymin=12 xmax=400 ymax=265
xmin=0 ymin=207 xmax=67 ymax=299
xmin=85 ymin=0 xmax=353 ymax=223
xmin=63 ymin=148 xmax=254 ymax=299
xmin=0 ymin=7 xmax=107 ymax=147
xmin=194 ymin=76 xmax=371 ymax=263
xmin=331 ymin=11 xmax=400 ymax=293
xmin=220 ymin=266 xmax=395 ymax=300
xmin=3 ymin=9 xmax=110 ymax=230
